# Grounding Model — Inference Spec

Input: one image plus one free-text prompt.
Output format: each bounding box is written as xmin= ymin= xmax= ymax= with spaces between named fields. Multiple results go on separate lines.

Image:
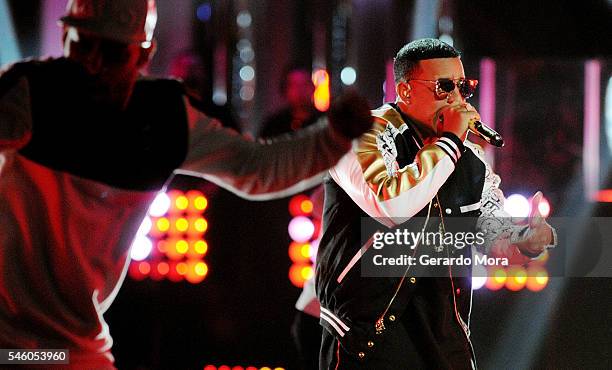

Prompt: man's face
xmin=63 ymin=27 xmax=149 ymax=109
xmin=285 ymin=70 xmax=315 ymax=110
xmin=403 ymin=57 xmax=466 ymax=129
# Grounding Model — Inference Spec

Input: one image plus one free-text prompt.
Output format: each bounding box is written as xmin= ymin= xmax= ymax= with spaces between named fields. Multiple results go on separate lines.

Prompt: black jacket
xmin=316 ymin=104 xmax=486 ymax=369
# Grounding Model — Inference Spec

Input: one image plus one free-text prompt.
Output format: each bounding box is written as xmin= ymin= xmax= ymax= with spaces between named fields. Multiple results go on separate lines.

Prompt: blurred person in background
xmin=0 ymin=0 xmax=372 ymax=368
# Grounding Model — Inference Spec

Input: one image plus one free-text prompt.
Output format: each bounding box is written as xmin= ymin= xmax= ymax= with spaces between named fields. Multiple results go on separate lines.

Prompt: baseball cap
xmin=59 ymin=0 xmax=157 ymax=46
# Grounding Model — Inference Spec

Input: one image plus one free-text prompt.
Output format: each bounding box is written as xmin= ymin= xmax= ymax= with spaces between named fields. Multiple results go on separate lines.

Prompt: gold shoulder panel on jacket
xmin=352 ymin=105 xmax=452 ymax=202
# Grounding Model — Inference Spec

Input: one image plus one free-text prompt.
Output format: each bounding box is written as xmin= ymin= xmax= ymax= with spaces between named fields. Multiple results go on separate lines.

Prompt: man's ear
xmin=137 ymin=39 xmax=157 ymax=67
xmin=396 ymin=81 xmax=411 ymax=102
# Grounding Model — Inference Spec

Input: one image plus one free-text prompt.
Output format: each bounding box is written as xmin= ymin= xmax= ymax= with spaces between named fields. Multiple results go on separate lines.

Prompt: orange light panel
xmin=312 ymin=69 xmax=330 ymax=112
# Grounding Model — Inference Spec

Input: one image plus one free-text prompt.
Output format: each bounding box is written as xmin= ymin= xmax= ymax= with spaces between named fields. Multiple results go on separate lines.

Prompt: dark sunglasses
xmin=409 ymin=78 xmax=478 ymax=99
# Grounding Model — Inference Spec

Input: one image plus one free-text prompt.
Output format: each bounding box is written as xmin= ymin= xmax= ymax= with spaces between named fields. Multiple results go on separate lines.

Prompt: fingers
xmin=529 ymin=191 xmax=544 ymax=228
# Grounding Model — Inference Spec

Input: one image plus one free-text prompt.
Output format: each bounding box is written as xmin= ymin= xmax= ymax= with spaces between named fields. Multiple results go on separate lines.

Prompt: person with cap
xmin=0 ymin=0 xmax=372 ymax=368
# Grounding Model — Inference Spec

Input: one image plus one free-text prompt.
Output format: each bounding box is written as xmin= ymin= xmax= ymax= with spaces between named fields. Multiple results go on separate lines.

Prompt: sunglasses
xmin=409 ymin=78 xmax=478 ymax=99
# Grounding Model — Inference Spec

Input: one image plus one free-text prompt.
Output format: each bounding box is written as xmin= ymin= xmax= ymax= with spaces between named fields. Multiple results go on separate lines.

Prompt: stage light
xmin=156 ymin=217 xmax=170 ymax=232
xmin=185 ymin=190 xmax=208 ymax=212
xmin=340 ymin=67 xmax=357 ymax=86
xmin=239 ymin=66 xmax=255 ymax=81
xmin=185 ymin=261 xmax=208 ymax=283
xmin=130 ymin=235 xmax=153 ymax=261
xmin=289 ymin=242 xmax=310 ymax=263
xmin=218 ymin=365 xmax=230 ymax=370
xmin=526 ymin=267 xmax=549 ymax=292
xmin=176 ymin=262 xmax=188 ymax=275
xmin=236 ymin=10 xmax=252 ymax=28
xmin=289 ymin=194 xmax=311 ymax=217
xmin=204 ymin=366 xmax=216 ymax=370
xmin=137 ymin=217 xmax=152 ymax=236
xmin=536 ymin=195 xmax=551 ymax=217
xmin=157 ymin=240 xmax=167 ymax=253
xmin=196 ymin=3 xmax=212 ymax=22
xmin=485 ymin=268 xmax=506 ymax=291
xmin=138 ymin=261 xmax=151 ymax=275
xmin=289 ymin=264 xmax=310 ymax=287
xmin=157 ymin=261 xmax=169 ymax=276
xmin=246 ymin=367 xmax=257 ymax=370
xmin=167 ymin=262 xmax=183 ymax=282
xmin=288 ymin=216 xmax=315 ymax=243
xmin=300 ymin=199 xmax=314 ymax=214
xmin=193 ymin=217 xmax=208 ymax=233
xmin=194 ymin=240 xmax=208 ymax=256
xmin=506 ymin=266 xmax=527 ymax=291
xmin=176 ymin=218 xmax=189 ymax=232
xmin=300 ymin=265 xmax=314 ymax=280
xmin=175 ymin=195 xmax=189 ymax=211
xmin=232 ymin=366 xmax=244 ymax=370
xmin=312 ymin=69 xmax=330 ymax=112
xmin=164 ymin=239 xmax=183 ymax=260
xmin=175 ymin=239 xmax=189 ymax=254
xmin=504 ymin=194 xmax=530 ymax=218
xmin=471 ymin=261 xmax=487 ymax=290
xmin=148 ymin=192 xmax=170 ymax=217
xmin=240 ymin=86 xmax=255 ymax=101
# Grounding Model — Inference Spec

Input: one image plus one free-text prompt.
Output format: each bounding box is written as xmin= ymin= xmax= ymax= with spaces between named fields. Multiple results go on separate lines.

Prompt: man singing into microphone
xmin=315 ymin=38 xmax=556 ymax=369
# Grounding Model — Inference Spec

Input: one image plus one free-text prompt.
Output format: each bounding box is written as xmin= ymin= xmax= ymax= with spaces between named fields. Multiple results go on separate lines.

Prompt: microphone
xmin=469 ymin=120 xmax=504 ymax=147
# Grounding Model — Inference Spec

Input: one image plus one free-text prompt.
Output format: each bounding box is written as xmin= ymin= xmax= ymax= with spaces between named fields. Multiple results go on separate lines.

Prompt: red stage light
xmin=289 ymin=194 xmax=311 ymax=217
xmin=526 ymin=267 xmax=549 ymax=292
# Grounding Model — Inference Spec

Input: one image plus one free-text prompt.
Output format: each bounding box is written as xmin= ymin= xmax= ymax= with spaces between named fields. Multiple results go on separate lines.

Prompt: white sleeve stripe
xmin=329 ymin=152 xmax=455 ymax=224
xmin=320 ymin=312 xmax=346 ymax=337
xmin=320 ymin=307 xmax=351 ymax=331
xmin=336 ymin=236 xmax=375 ymax=284
xmin=438 ymin=137 xmax=461 ymax=158
xmin=435 ymin=140 xmax=458 ymax=163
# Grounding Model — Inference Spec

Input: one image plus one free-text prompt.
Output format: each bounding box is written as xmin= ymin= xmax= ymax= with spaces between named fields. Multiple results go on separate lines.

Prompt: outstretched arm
xmin=176 ymin=93 xmax=373 ymax=200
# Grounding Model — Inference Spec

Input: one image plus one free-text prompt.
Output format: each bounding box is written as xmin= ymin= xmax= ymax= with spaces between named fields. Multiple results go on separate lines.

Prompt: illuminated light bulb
xmin=185 ymin=260 xmax=207 ymax=283
xmin=175 ymin=195 xmax=189 ymax=211
xmin=288 ymin=216 xmax=315 ymax=243
xmin=138 ymin=261 xmax=151 ymax=275
xmin=312 ymin=69 xmax=330 ymax=112
xmin=289 ymin=264 xmax=309 ymax=288
xmin=194 ymin=218 xmax=208 ymax=233
xmin=130 ymin=236 xmax=153 ymax=261
xmin=504 ymin=194 xmax=530 ymax=218
xmin=136 ymin=217 xmax=152 ymax=236
xmin=526 ymin=267 xmax=549 ymax=292
xmin=289 ymin=242 xmax=310 ymax=263
xmin=300 ymin=244 xmax=311 ymax=259
xmin=300 ymin=265 xmax=314 ymax=280
xmin=485 ymin=268 xmax=506 ymax=291
xmin=340 ymin=67 xmax=357 ymax=86
xmin=176 ymin=262 xmax=188 ymax=275
xmin=148 ymin=192 xmax=170 ymax=217
xmin=156 ymin=217 xmax=170 ymax=232
xmin=289 ymin=194 xmax=311 ymax=217
xmin=176 ymin=218 xmax=189 ymax=232
xmin=176 ymin=239 xmax=189 ymax=254
xmin=300 ymin=199 xmax=314 ymax=214
xmin=537 ymin=196 xmax=551 ymax=217
xmin=505 ymin=266 xmax=527 ymax=291
xmin=194 ymin=240 xmax=208 ymax=255
xmin=195 ymin=262 xmax=208 ymax=277
xmin=157 ymin=261 xmax=169 ymax=275
xmin=194 ymin=196 xmax=208 ymax=211
xmin=471 ymin=261 xmax=487 ymax=290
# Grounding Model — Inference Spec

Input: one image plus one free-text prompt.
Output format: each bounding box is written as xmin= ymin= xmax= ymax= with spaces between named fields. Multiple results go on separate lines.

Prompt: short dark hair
xmin=393 ymin=38 xmax=460 ymax=83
